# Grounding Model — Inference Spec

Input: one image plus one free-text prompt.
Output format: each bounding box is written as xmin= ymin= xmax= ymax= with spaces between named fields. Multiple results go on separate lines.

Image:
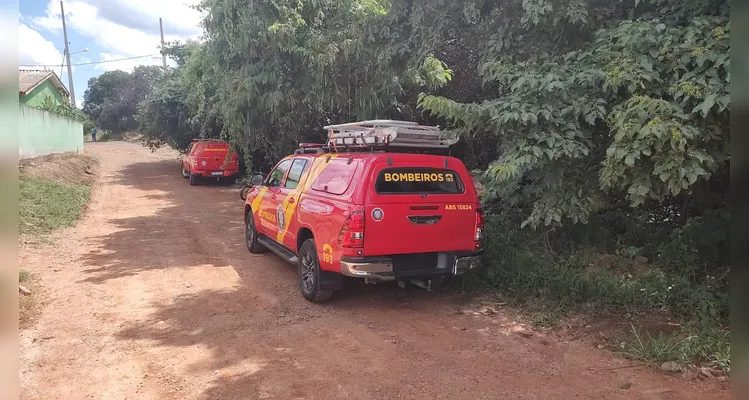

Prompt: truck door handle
xmin=288 ymin=197 xmax=295 ymax=203
xmin=271 ymin=194 xmax=277 ymax=199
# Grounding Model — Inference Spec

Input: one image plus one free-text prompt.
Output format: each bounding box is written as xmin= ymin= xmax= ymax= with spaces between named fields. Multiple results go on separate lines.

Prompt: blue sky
xmin=19 ymin=0 xmax=204 ymax=107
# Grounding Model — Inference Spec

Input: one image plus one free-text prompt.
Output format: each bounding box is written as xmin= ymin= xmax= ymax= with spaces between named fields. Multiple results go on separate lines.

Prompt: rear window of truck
xmin=311 ymin=159 xmax=358 ymax=195
xmin=375 ymin=167 xmax=464 ymax=194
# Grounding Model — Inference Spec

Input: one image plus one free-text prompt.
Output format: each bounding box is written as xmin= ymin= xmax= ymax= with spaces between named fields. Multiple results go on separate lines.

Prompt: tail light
xmin=338 ymin=205 xmax=365 ymax=248
xmin=474 ymin=203 xmax=485 ymax=244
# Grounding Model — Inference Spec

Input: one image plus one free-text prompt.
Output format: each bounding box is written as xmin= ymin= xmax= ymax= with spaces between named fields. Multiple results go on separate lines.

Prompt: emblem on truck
xmin=371 ymin=208 xmax=384 ymax=222
xmin=276 ymin=204 xmax=286 ymax=231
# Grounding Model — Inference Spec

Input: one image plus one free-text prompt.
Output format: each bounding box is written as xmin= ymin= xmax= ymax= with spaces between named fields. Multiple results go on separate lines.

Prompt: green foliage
xmin=656 ymin=210 xmax=729 ymax=277
xmin=192 ymin=0 xmax=460 ymax=171
xmin=136 ymin=41 xmax=226 ymax=152
xmin=19 ymin=177 xmax=91 ymax=236
xmin=136 ymin=70 xmax=196 ymax=150
xmin=36 ymin=96 xmax=88 ymax=123
xmin=418 ymin=1 xmax=729 ymax=229
xmin=82 ymin=66 xmax=164 ymax=133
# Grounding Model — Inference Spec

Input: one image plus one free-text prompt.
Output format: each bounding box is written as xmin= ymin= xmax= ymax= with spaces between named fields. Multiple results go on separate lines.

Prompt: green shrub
xmin=472 ymin=213 xmax=728 ymax=328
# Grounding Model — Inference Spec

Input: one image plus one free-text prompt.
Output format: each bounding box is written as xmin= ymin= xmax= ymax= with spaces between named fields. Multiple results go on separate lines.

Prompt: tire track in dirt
xmin=19 ymin=142 xmax=728 ymax=400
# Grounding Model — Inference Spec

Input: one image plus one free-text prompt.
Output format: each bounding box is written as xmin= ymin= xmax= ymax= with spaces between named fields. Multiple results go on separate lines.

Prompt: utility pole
xmin=159 ymin=18 xmax=167 ymax=69
xmin=60 ymin=1 xmax=76 ymax=107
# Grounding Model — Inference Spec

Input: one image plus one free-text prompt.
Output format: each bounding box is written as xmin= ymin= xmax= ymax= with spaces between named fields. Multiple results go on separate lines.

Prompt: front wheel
xmin=298 ymin=239 xmax=334 ymax=302
xmin=181 ymin=164 xmax=189 ymax=179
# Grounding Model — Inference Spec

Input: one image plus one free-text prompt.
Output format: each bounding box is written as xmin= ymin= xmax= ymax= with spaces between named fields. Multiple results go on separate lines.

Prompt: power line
xmin=20 ymin=54 xmax=160 ymax=68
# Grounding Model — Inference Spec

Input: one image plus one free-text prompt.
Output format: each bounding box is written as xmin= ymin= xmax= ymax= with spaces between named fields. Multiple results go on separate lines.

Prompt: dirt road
xmin=19 ymin=142 xmax=727 ymax=400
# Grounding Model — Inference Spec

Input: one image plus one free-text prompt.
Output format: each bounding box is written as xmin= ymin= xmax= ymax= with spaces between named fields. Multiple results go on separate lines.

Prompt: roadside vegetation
xmin=18 ymin=268 xmax=39 ymax=329
xmin=19 ymin=155 xmax=99 ymax=327
xmin=79 ymin=0 xmax=729 ymax=375
xmin=20 ymin=177 xmax=91 ymax=237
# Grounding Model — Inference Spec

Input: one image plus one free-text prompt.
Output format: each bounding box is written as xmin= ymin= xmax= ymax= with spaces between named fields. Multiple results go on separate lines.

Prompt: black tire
xmin=298 ymin=239 xmax=334 ymax=302
xmin=245 ymin=211 xmax=265 ymax=253
xmin=189 ymin=173 xmax=199 ymax=186
xmin=217 ymin=177 xmax=235 ymax=187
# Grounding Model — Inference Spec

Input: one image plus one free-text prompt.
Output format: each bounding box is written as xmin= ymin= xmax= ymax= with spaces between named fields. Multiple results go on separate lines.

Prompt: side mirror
xmin=250 ymin=174 xmax=265 ymax=186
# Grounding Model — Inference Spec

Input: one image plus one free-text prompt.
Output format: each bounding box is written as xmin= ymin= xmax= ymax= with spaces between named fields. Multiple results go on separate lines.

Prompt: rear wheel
xmin=298 ymin=239 xmax=334 ymax=302
xmin=245 ymin=211 xmax=265 ymax=253
xmin=181 ymin=164 xmax=189 ymax=179
xmin=189 ymin=172 xmax=199 ymax=186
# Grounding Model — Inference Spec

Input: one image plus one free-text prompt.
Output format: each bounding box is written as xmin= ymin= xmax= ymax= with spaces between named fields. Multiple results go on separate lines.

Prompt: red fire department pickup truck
xmin=243 ymin=120 xmax=483 ymax=302
xmin=181 ymin=139 xmax=240 ymax=185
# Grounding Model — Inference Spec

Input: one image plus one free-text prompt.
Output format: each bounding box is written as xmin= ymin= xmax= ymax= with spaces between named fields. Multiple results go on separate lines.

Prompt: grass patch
xmin=19 ymin=269 xmax=41 ymax=329
xmin=621 ymin=324 xmax=730 ymax=373
xmin=19 ymin=269 xmax=30 ymax=283
xmin=19 ymin=177 xmax=91 ymax=236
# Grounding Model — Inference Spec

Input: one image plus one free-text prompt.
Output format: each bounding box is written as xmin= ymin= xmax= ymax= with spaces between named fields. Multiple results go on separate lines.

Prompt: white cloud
xmin=18 ymin=23 xmax=64 ymax=67
xmin=31 ymin=0 xmax=203 ymax=58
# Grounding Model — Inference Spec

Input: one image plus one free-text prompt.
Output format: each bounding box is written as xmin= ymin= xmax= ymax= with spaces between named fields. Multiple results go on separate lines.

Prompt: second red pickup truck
xmin=181 ymin=139 xmax=240 ymax=185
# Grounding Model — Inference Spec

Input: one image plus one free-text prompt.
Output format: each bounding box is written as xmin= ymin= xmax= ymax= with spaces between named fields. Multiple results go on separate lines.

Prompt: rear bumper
xmin=192 ymin=169 xmax=239 ymax=177
xmin=340 ymin=251 xmax=481 ymax=282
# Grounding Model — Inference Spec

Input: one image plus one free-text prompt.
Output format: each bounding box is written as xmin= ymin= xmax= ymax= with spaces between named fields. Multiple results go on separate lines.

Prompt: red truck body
xmin=244 ymin=148 xmax=483 ymax=302
xmin=181 ymin=139 xmax=239 ymax=185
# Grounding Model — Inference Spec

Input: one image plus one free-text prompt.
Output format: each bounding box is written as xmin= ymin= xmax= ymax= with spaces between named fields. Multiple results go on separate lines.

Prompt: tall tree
xmin=416 ymin=0 xmax=729 ymax=228
xmin=82 ymin=66 xmax=163 ymax=133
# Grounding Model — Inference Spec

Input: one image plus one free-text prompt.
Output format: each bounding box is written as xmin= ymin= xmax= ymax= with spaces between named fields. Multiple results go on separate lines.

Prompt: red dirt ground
xmin=19 ymin=141 xmax=730 ymax=400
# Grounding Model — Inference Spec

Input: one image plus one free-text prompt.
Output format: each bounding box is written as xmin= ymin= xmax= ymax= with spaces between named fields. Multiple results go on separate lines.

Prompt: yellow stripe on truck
xmin=276 ymin=155 xmax=338 ymax=243
xmin=250 ymin=186 xmax=268 ymax=215
xmin=251 ymin=155 xmax=292 ymax=216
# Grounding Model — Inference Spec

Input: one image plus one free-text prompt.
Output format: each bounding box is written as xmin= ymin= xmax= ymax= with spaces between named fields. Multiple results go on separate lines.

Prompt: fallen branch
xmin=587 ymin=363 xmax=645 ymax=371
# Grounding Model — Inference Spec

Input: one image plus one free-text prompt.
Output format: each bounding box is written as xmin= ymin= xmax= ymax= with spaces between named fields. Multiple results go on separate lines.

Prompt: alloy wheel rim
xmin=301 ymin=252 xmax=315 ymax=292
xmin=246 ymin=221 xmax=253 ymax=245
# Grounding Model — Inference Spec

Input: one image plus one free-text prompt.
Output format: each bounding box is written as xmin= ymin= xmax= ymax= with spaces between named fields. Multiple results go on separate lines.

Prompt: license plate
xmin=211 ymin=172 xmax=223 ymax=176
